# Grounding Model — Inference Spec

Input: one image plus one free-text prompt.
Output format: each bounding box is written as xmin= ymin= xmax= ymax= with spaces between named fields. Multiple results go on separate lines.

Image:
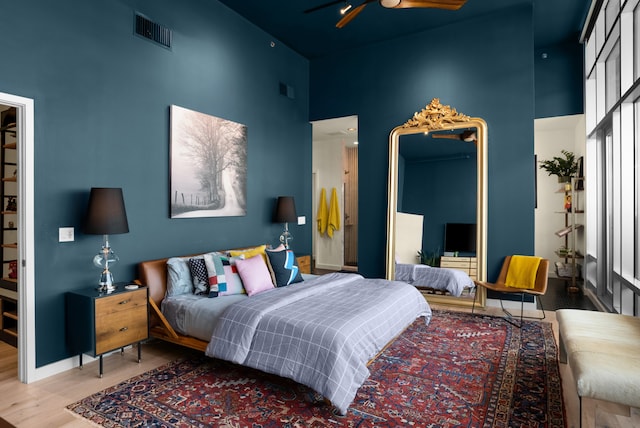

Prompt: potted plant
xmin=417 ymin=249 xmax=440 ymax=267
xmin=539 ymin=150 xmax=579 ymax=183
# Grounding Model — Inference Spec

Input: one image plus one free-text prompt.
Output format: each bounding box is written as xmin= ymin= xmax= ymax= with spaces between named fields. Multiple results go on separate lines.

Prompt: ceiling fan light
xmin=340 ymin=3 xmax=353 ymax=14
xmin=380 ymin=0 xmax=401 ymax=8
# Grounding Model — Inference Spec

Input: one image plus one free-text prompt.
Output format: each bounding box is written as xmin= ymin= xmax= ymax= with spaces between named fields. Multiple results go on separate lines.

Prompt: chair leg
xmin=499 ymin=293 xmax=548 ymax=327
xmin=498 ymin=295 xmax=523 ymax=328
xmin=537 ymin=297 xmax=546 ymax=321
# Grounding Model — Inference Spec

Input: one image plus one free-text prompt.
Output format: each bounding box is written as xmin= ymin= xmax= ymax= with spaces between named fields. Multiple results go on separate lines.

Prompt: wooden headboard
xmin=137 ymin=245 xmax=268 ymax=308
xmin=136 ymin=248 xmax=311 ymax=350
xmin=138 ymin=255 xmax=175 ymax=308
xmin=137 ymin=247 xmax=311 ymax=310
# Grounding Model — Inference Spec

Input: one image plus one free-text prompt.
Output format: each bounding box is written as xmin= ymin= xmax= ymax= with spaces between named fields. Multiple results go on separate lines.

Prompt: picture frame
xmin=170 ymin=105 xmax=247 ymax=218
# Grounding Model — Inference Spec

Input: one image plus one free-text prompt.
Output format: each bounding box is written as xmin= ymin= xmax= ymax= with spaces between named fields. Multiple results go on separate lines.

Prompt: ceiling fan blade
xmin=336 ymin=0 xmax=376 ymax=28
xmin=304 ymin=0 xmax=344 ymax=14
xmin=390 ymin=0 xmax=467 ymax=10
xmin=432 ymin=134 xmax=463 ymax=140
xmin=432 ymin=131 xmax=477 ymax=143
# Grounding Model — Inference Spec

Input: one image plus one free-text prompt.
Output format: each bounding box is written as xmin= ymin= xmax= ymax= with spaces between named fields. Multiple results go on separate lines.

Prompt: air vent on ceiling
xmin=135 ymin=13 xmax=172 ymax=49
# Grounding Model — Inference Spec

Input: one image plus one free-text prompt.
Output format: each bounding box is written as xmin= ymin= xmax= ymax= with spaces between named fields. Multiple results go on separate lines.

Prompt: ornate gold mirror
xmin=386 ymin=99 xmax=487 ymax=307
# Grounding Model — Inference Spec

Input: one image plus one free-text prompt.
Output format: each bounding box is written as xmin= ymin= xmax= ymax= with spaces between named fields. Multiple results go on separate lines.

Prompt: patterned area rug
xmin=67 ymin=310 xmax=565 ymax=427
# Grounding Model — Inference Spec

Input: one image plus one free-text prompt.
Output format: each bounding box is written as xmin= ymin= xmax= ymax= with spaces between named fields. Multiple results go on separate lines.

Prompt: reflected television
xmin=444 ymin=223 xmax=476 ymax=254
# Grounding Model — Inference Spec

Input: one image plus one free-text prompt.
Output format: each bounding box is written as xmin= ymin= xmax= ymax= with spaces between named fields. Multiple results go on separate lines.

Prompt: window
xmin=605 ymin=40 xmax=621 ymax=111
xmin=635 ymin=4 xmax=640 ymax=80
xmin=584 ymin=0 xmax=640 ymax=314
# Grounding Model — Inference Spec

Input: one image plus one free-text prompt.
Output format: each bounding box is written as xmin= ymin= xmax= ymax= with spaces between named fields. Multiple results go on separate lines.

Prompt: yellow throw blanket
xmin=505 ymin=255 xmax=542 ymax=289
xmin=317 ymin=188 xmax=328 ymax=234
xmin=327 ymin=187 xmax=341 ymax=238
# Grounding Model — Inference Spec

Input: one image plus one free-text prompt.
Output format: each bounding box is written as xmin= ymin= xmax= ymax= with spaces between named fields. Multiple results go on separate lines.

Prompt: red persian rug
xmin=67 ymin=310 xmax=565 ymax=427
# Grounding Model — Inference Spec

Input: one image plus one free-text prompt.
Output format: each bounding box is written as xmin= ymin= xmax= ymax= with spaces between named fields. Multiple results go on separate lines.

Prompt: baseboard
xmin=28 ymin=346 xmax=130 ymax=383
xmin=584 ymin=287 xmax=608 ymax=312
xmin=486 ymin=298 xmax=537 ymax=311
xmin=315 ymin=263 xmax=343 ymax=271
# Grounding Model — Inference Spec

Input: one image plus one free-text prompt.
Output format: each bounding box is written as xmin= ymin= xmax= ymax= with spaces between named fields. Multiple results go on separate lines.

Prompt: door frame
xmin=0 ymin=92 xmax=35 ymax=383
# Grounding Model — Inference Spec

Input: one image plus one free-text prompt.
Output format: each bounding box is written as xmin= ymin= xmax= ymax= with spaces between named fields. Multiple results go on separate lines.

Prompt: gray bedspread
xmin=205 ymin=272 xmax=431 ymax=414
xmin=395 ymin=263 xmax=474 ymax=297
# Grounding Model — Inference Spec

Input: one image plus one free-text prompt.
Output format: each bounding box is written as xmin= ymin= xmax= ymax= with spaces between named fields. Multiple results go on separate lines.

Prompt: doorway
xmin=0 ymin=92 xmax=34 ymax=383
xmin=311 ymin=116 xmax=358 ymax=272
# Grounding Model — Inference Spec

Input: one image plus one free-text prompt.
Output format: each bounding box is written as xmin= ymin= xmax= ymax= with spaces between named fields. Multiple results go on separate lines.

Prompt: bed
xmin=395 ymin=262 xmax=474 ymax=297
xmin=138 ymin=248 xmax=432 ymax=414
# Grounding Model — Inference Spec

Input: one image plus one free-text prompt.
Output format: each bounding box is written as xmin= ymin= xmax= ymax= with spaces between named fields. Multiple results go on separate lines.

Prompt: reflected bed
xmin=395 ymin=263 xmax=474 ymax=297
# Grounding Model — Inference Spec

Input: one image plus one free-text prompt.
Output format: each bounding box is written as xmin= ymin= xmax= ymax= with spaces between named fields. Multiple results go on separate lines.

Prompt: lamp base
xmin=97 ymin=270 xmax=116 ymax=293
xmin=280 ymin=222 xmax=293 ymax=249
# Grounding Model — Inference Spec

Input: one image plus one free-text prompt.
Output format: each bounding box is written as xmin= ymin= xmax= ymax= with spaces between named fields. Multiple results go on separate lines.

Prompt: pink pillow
xmin=235 ymin=254 xmax=275 ymax=296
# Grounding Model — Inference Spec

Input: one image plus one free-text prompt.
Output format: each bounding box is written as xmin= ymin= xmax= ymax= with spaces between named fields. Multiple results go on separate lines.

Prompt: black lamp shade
xmin=84 ymin=188 xmax=130 ymax=235
xmin=273 ymin=196 xmax=297 ymax=223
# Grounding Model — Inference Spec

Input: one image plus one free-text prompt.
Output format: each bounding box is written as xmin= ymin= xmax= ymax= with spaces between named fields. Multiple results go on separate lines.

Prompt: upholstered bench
xmin=556 ymin=309 xmax=640 ymax=426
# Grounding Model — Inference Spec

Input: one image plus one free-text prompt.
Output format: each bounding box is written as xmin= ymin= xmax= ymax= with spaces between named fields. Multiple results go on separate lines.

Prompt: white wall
xmin=312 ymin=138 xmax=344 ymax=270
xmin=534 ymin=114 xmax=586 ymax=277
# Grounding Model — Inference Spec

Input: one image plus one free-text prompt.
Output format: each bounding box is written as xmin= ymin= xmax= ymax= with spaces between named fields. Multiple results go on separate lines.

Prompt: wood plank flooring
xmin=0 ymin=305 xmax=637 ymax=427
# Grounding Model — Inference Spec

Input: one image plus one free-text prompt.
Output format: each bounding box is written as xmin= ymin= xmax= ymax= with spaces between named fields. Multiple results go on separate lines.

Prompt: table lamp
xmin=83 ymin=187 xmax=129 ymax=292
xmin=273 ymin=196 xmax=297 ymax=249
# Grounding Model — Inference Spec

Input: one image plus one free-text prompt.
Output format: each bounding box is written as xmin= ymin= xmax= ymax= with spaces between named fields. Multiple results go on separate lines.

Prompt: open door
xmin=311 ymin=116 xmax=358 ymax=271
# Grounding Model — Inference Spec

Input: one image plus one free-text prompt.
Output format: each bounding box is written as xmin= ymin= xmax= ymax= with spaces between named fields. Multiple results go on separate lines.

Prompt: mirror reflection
xmin=386 ymin=99 xmax=487 ymax=307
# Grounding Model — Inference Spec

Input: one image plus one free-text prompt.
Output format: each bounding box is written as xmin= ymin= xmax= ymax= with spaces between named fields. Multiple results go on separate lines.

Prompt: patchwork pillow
xmin=204 ymin=252 xmax=245 ymax=296
xmin=166 ymin=257 xmax=193 ymax=297
xmin=188 ymin=256 xmax=209 ymax=295
xmin=218 ymin=254 xmax=246 ymax=296
xmin=266 ymin=248 xmax=304 ymax=287
xmin=235 ymin=254 xmax=274 ymax=296
xmin=203 ymin=253 xmax=227 ymax=297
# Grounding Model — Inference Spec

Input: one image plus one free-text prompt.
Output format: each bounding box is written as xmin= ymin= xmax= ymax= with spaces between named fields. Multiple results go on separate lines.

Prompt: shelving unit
xmin=554 ymin=177 xmax=584 ymax=293
xmin=0 ymin=107 xmax=18 ymax=346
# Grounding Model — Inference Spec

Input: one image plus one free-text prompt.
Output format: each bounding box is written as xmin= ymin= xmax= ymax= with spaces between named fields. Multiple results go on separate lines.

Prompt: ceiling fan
xmin=313 ymin=0 xmax=468 ymax=28
xmin=431 ymin=130 xmax=477 ymax=144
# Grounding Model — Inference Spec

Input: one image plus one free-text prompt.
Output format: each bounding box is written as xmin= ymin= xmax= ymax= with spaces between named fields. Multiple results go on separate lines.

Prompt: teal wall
xmin=310 ymin=4 xmax=538 ymax=281
xmin=0 ymin=0 xmax=583 ymax=368
xmin=535 ymin=41 xmax=585 ymax=118
xmin=402 ymin=154 xmax=477 ymax=256
xmin=0 ymin=0 xmax=311 ymax=366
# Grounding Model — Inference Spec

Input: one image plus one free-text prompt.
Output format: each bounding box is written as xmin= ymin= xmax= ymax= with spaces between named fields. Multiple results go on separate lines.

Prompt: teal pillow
xmin=266 ymin=249 xmax=303 ymax=287
xmin=166 ymin=257 xmax=193 ymax=297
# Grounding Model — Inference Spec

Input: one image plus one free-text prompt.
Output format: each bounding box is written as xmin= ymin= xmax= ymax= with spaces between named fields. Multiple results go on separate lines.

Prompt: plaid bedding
xmin=395 ymin=263 xmax=474 ymax=296
xmin=205 ymin=272 xmax=432 ymax=414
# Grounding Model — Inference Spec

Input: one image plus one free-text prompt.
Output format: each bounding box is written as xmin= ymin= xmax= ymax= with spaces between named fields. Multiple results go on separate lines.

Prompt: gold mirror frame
xmin=385 ymin=99 xmax=487 ymax=307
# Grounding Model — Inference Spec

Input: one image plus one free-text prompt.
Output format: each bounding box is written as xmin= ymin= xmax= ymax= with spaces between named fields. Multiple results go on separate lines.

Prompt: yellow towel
xmin=327 ymin=187 xmax=341 ymax=238
xmin=505 ymin=255 xmax=542 ymax=289
xmin=317 ymin=188 xmax=328 ymax=234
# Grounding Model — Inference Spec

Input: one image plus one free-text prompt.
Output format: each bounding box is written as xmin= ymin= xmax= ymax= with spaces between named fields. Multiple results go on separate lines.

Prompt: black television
xmin=444 ymin=223 xmax=476 ymax=254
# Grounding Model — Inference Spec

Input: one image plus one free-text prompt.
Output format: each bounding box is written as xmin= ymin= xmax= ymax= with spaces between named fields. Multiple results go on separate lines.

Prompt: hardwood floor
xmin=0 ymin=305 xmax=637 ymax=427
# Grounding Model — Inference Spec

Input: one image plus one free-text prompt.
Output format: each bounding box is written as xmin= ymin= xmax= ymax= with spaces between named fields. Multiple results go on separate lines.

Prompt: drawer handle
xmin=120 ymin=327 xmax=128 ymax=332
xmin=119 ymin=299 xmax=131 ymax=305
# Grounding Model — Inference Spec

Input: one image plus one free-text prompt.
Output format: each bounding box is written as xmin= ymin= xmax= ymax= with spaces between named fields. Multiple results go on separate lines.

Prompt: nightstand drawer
xmin=297 ymin=255 xmax=311 ymax=274
xmin=95 ymin=306 xmax=148 ymax=355
xmin=95 ymin=288 xmax=147 ymax=316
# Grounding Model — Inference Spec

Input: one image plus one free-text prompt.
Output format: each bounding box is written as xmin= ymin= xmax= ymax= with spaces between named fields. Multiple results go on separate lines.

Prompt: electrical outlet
xmin=59 ymin=227 xmax=74 ymax=242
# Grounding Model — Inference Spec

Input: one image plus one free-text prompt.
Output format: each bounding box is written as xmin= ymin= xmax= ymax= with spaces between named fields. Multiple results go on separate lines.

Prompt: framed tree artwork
xmin=170 ymin=105 xmax=247 ymax=218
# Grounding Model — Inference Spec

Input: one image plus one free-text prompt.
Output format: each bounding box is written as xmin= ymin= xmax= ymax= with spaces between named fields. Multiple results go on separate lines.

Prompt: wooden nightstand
xmin=296 ymin=255 xmax=311 ymax=274
xmin=66 ymin=285 xmax=149 ymax=377
xmin=440 ymin=256 xmax=477 ymax=280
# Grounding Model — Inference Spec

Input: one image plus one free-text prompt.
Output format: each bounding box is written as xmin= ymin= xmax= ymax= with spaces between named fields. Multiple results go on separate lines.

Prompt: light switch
xmin=59 ymin=227 xmax=74 ymax=242
xmin=297 ymin=216 xmax=306 ymax=225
